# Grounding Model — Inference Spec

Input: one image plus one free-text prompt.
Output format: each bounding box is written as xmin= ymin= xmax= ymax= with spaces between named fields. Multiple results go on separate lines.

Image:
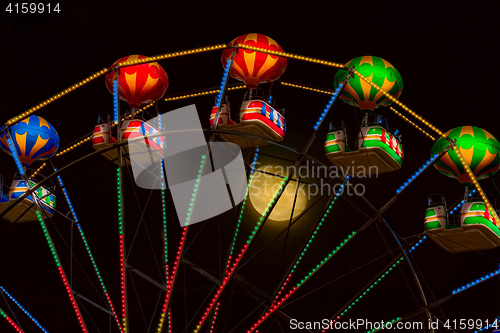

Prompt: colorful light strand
xmin=272 ymin=178 xmax=349 ymax=306
xmin=161 ymin=167 xmax=169 ymax=277
xmin=248 ymin=231 xmax=356 ymax=333
xmin=349 ymin=59 xmax=500 ymax=230
xmin=280 ymin=81 xmax=335 ymax=95
xmin=55 ymin=172 xmax=123 ymax=332
xmin=118 ymin=45 xmax=227 ymax=68
xmin=314 ymin=83 xmax=343 ymax=131
xmin=36 ymin=210 xmax=88 ymax=332
xmin=5 ymin=68 xmax=108 ymax=128
xmin=113 ymin=78 xmax=119 ymax=124
xmin=335 ymin=238 xmax=426 ymax=320
xmin=449 ymin=190 xmax=476 ymax=215
xmin=7 ymin=142 xmax=87 ymax=332
xmin=0 ymin=286 xmax=48 ymax=333
xmin=116 ymin=168 xmax=126 ymax=331
xmin=194 ymin=177 xmax=288 ymax=333
xmin=279 ymin=81 xmax=434 ymax=141
xmin=352 ymin=69 xmax=444 ymax=138
xmin=226 ymin=148 xmax=260 ymax=270
xmin=209 ymin=302 xmax=220 ymax=333
xmin=6 ymin=132 xmax=24 ymax=175
xmin=32 ymin=85 xmax=246 ymax=179
xmin=215 ymin=60 xmax=232 ymax=108
xmin=0 ymin=306 xmax=24 ymax=333
xmin=337 ymin=258 xmax=403 ymax=320
xmin=236 ymin=44 xmax=345 ymax=68
xmin=158 ymin=156 xmax=207 ymax=333
xmin=168 ymin=308 xmax=172 ymax=333
xmin=321 ymin=236 xmax=427 ymax=332
xmin=351 ymin=70 xmax=498 ymax=223
xmin=452 ymin=268 xmax=500 ymax=295
xmin=5 ymin=43 xmax=351 ymax=130
xmin=389 ymin=107 xmax=435 ymax=141
xmin=396 ymin=154 xmax=439 ymax=193
xmin=163 ymin=85 xmax=246 ymax=103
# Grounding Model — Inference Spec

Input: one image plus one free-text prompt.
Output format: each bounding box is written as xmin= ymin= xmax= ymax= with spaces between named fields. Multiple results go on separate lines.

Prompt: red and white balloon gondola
xmin=93 ymin=55 xmax=168 ymax=165
xmin=210 ymin=33 xmax=287 ymax=148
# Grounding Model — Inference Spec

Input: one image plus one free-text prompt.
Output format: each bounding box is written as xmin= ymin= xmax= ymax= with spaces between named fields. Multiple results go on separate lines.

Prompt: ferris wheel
xmin=1 ymin=33 xmax=500 ymax=333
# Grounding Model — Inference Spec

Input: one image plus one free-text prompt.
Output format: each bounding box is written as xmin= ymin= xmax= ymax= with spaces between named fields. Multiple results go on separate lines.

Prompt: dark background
xmin=1 ymin=1 xmax=499 ymax=332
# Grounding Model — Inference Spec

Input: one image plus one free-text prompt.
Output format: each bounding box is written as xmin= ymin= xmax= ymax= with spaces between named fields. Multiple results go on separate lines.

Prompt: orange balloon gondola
xmin=222 ymin=33 xmax=287 ymax=89
xmin=105 ymin=55 xmax=169 ymax=109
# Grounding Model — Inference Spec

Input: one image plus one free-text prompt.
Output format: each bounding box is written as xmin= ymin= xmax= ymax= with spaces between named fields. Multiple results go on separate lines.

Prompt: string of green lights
xmin=193 ymin=177 xmax=288 ymax=333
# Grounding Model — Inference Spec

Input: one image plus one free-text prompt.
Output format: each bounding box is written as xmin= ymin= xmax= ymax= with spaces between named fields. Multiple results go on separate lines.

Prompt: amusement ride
xmin=1 ymin=33 xmax=500 ymax=333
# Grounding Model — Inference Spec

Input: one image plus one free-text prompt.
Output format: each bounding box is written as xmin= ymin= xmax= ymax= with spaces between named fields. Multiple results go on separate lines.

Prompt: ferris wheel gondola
xmin=93 ymin=54 xmax=168 ymax=165
xmin=211 ymin=33 xmax=287 ymax=148
xmin=426 ymin=126 xmax=500 ymax=252
xmin=3 ymin=38 xmax=500 ymax=333
xmin=325 ymin=56 xmax=404 ymax=175
xmin=0 ymin=115 xmax=59 ymax=222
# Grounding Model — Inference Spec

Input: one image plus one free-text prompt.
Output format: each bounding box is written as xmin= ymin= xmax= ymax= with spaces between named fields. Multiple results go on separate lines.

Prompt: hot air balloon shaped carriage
xmin=209 ymin=95 xmax=235 ymax=127
xmin=326 ymin=56 xmax=404 ymax=176
xmin=92 ymin=113 xmax=118 ymax=161
xmin=0 ymin=171 xmax=57 ymax=223
xmin=210 ymin=88 xmax=286 ymax=148
xmin=425 ymin=190 xmax=500 ymax=253
xmin=425 ymin=126 xmax=500 ymax=252
xmin=212 ymin=33 xmax=287 ymax=149
xmin=92 ymin=112 xmax=166 ymax=166
xmin=0 ymin=115 xmax=59 ymax=222
xmin=424 ymin=193 xmax=449 ymax=231
xmin=325 ymin=113 xmax=403 ymax=176
xmin=93 ymin=55 xmax=168 ymax=165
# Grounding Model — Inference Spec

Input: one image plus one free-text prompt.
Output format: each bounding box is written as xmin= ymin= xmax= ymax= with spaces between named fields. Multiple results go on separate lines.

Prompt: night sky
xmin=1 ymin=2 xmax=500 ymax=332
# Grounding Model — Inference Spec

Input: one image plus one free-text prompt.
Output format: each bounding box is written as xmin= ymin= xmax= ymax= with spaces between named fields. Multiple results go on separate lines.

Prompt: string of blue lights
xmin=0 ymin=286 xmax=49 ymax=333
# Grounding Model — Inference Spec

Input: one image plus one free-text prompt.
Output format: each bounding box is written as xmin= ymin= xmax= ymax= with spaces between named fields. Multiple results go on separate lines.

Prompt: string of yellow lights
xmin=237 ymin=44 xmax=345 ymax=68
xmin=117 ymin=45 xmax=227 ymax=67
xmin=7 ymin=43 xmax=339 ymax=131
xmin=163 ymin=85 xmax=245 ymax=102
xmin=30 ymin=136 xmax=93 ymax=179
xmin=280 ymin=81 xmax=334 ymax=95
xmin=388 ymin=107 xmax=435 ymax=141
xmin=5 ymin=45 xmax=228 ymax=130
xmin=353 ymin=69 xmax=444 ymax=137
xmin=6 ymin=68 xmax=109 ymax=127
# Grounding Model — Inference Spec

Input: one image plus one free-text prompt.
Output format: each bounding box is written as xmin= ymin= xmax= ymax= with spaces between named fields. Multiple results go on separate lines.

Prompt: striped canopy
xmin=431 ymin=126 xmax=500 ymax=187
xmin=0 ymin=116 xmax=59 ymax=167
xmin=105 ymin=55 xmax=169 ymax=109
xmin=334 ymin=56 xmax=403 ymax=113
xmin=222 ymin=33 xmax=287 ymax=89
